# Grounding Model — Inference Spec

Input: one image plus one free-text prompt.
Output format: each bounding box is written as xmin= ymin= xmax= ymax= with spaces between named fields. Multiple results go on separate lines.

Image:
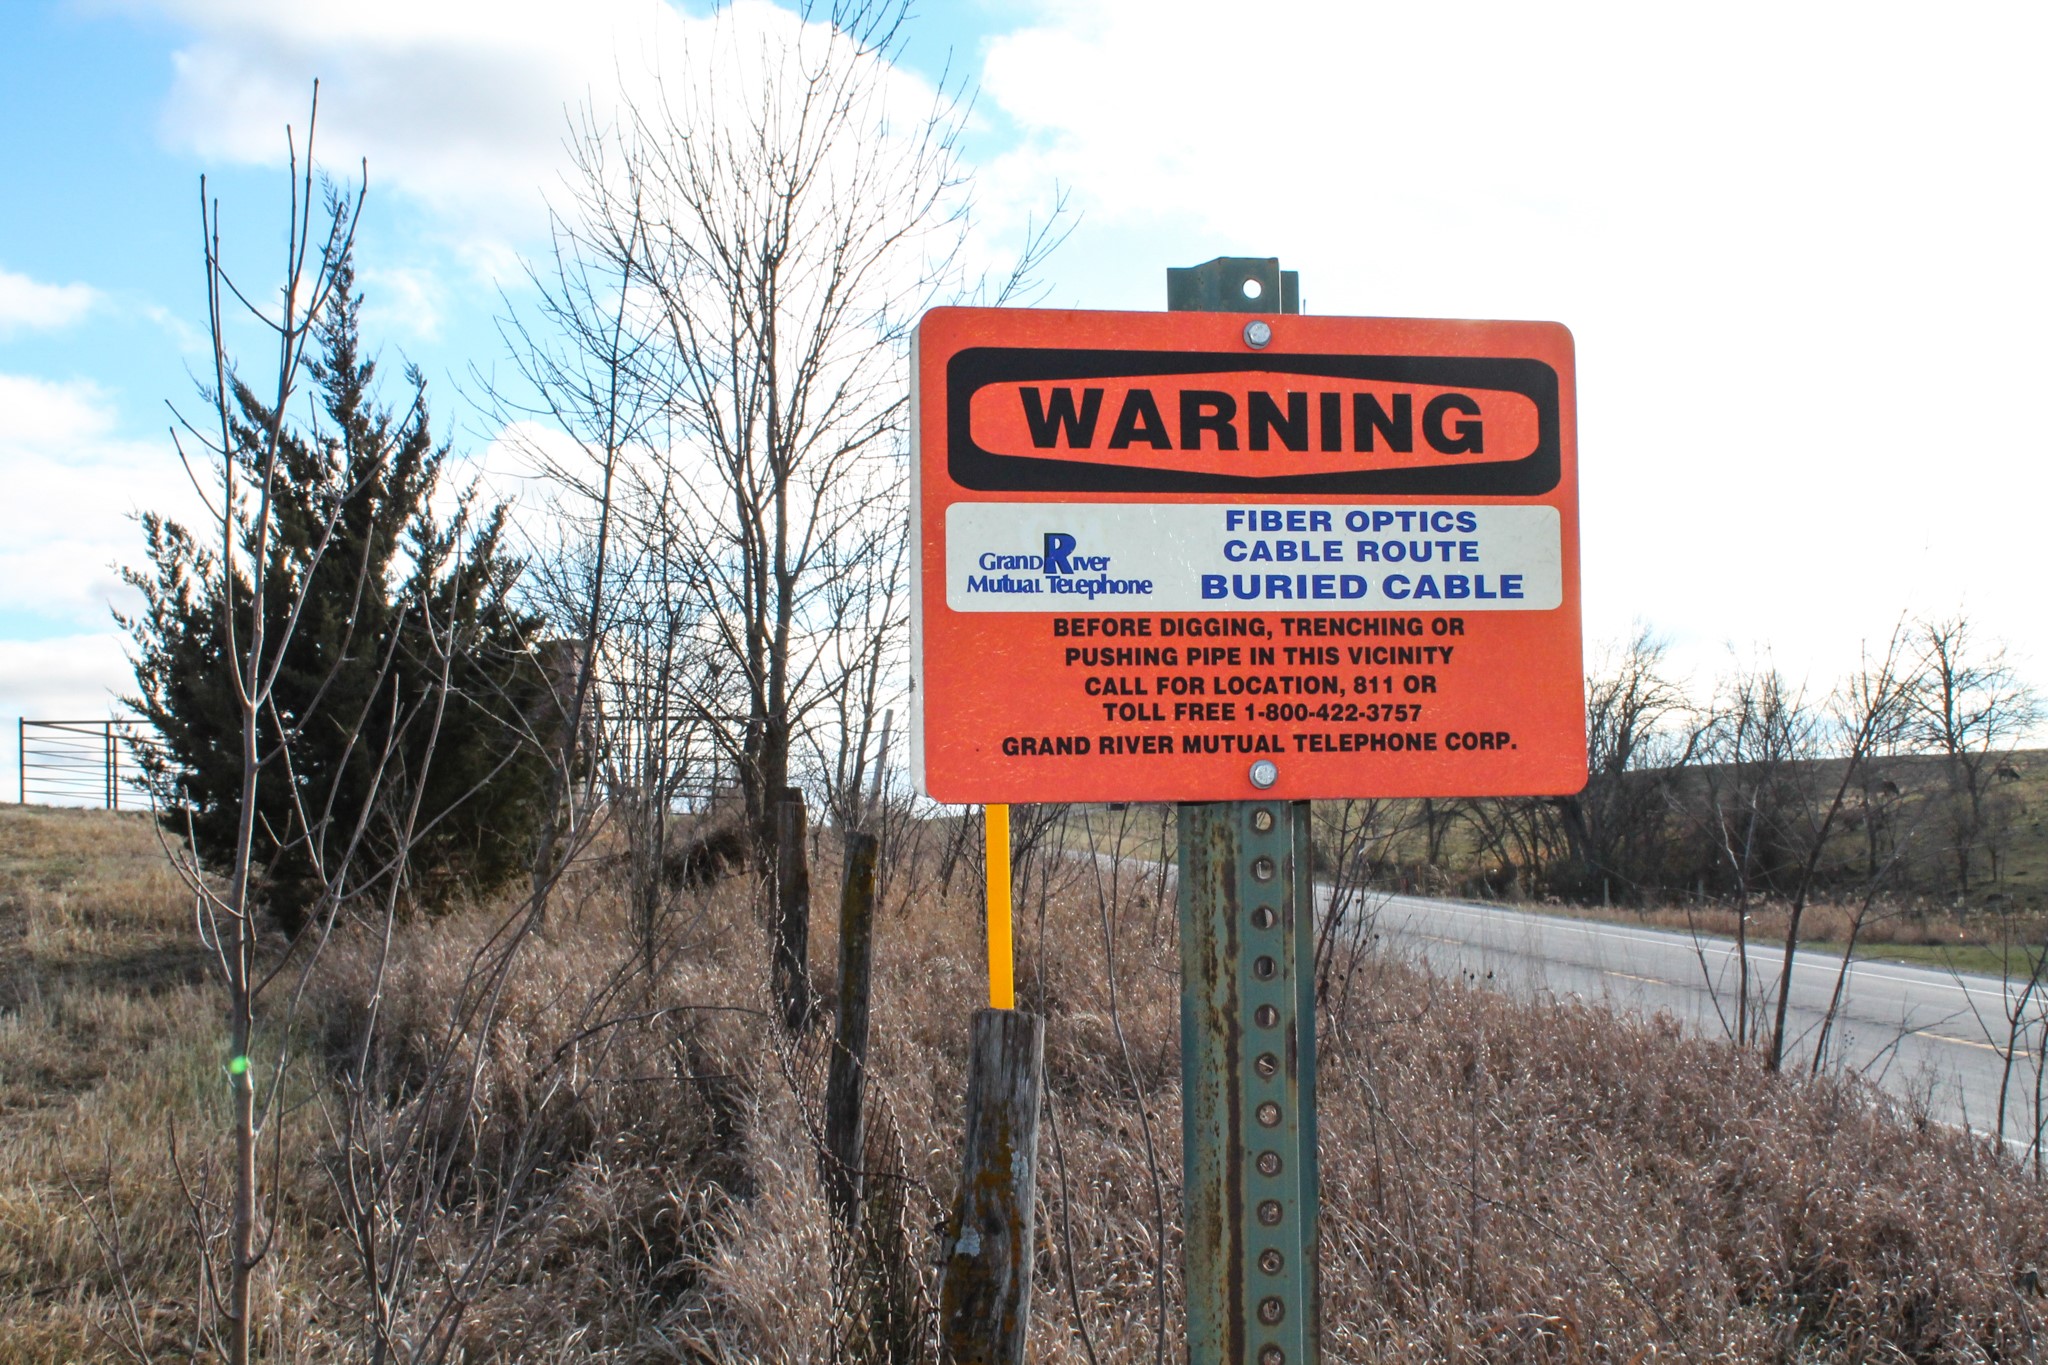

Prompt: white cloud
xmin=0 ymin=372 xmax=116 ymax=445
xmin=0 ymin=267 xmax=100 ymax=333
xmin=360 ymin=264 xmax=447 ymax=342
xmin=0 ymin=633 xmax=137 ymax=721
xmin=120 ymin=0 xmax=702 ymax=261
xmin=0 ymin=374 xmax=198 ymax=628
xmin=142 ymin=302 xmax=210 ymax=355
xmin=976 ymin=0 xmax=2048 ymax=693
xmin=117 ymin=0 xmax=992 ymax=327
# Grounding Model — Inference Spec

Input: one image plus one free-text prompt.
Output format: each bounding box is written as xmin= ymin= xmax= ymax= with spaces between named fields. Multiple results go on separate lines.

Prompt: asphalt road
xmin=1362 ymin=892 xmax=2048 ymax=1148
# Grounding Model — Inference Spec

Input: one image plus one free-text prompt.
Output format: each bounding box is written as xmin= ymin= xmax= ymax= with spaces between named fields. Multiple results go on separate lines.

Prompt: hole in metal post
xmin=1252 ymin=856 xmax=1276 ymax=882
xmin=1259 ymin=1247 xmax=1286 ymax=1274
xmin=1251 ymin=808 xmax=1274 ymax=832
xmin=1257 ymin=1149 xmax=1283 ymax=1176
xmin=1253 ymin=955 xmax=1277 ymax=980
xmin=1259 ymin=1348 xmax=1286 ymax=1365
xmin=1243 ymin=276 xmax=1264 ymax=299
xmin=1257 ymin=1198 xmax=1284 ymax=1224
xmin=1256 ymin=1101 xmax=1282 ymax=1128
xmin=1250 ymin=905 xmax=1275 ymax=930
xmin=1255 ymin=1052 xmax=1280 ymax=1078
xmin=1254 ymin=1004 xmax=1280 ymax=1028
xmin=1259 ymin=1296 xmax=1287 ymax=1325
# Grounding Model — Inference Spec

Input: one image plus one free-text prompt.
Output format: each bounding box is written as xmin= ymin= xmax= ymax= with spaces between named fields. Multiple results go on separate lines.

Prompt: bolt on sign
xmin=909 ymin=306 xmax=1585 ymax=803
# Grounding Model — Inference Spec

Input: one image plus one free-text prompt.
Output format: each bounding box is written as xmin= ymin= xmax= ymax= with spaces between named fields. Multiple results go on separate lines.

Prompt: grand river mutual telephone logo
xmin=966 ymin=531 xmax=1158 ymax=601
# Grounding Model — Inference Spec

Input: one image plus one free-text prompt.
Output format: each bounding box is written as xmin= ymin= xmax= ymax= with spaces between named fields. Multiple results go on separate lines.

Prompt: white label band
xmin=944 ymin=503 xmax=1563 ymax=613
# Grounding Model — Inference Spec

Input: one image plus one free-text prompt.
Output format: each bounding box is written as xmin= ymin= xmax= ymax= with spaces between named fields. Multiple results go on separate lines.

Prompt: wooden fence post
xmin=940 ymin=1007 xmax=1044 ymax=1365
xmin=773 ymin=788 xmax=815 ymax=1034
xmin=823 ymin=831 xmax=878 ymax=1224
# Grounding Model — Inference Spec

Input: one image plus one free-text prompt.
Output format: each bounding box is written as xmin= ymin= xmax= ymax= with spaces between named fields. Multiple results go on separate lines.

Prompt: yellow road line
xmin=1913 ymin=1028 xmax=2027 ymax=1058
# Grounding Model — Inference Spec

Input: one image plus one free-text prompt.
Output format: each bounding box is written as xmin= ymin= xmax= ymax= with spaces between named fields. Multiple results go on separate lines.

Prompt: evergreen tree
xmin=122 ymin=256 xmax=549 ymax=931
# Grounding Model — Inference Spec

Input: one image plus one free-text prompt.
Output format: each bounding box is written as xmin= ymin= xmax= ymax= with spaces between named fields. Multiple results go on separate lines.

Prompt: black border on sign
xmin=944 ymin=348 xmax=1561 ymax=495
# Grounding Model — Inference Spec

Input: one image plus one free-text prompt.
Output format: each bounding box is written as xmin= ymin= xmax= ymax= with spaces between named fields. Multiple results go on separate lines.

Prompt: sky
xmin=3 ymin=0 xmax=2045 ymax=796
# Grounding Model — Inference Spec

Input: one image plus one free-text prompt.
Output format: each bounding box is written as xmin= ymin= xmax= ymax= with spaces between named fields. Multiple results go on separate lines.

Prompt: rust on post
xmin=824 ymin=832 xmax=878 ymax=1224
xmin=1180 ymin=801 xmax=1320 ymax=1365
xmin=940 ymin=1007 xmax=1045 ymax=1365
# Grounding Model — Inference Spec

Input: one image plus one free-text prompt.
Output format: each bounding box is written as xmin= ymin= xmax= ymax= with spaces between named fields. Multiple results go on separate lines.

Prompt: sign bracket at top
xmin=1166 ymin=257 xmax=1300 ymax=315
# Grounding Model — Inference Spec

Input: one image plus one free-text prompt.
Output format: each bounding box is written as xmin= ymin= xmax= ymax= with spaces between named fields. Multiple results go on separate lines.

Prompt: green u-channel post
xmin=1169 ymin=258 xmax=1321 ymax=1365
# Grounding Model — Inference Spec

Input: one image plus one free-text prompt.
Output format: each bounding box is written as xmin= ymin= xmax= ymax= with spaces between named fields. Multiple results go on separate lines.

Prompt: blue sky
xmin=5 ymin=0 xmax=2047 ymax=791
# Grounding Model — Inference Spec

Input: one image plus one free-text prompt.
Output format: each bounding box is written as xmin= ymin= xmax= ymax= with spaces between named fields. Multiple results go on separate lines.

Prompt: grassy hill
xmin=5 ymin=804 xmax=2048 ymax=1361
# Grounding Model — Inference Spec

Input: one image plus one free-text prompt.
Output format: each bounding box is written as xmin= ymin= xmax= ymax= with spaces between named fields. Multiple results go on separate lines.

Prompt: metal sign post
xmin=1172 ymin=259 xmax=1318 ymax=1365
xmin=1180 ymin=798 xmax=1319 ymax=1363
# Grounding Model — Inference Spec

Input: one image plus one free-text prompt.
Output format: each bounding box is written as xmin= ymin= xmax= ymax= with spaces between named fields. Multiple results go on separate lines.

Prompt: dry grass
xmin=0 ymin=806 xmax=220 ymax=1361
xmin=1316 ymin=969 xmax=2048 ymax=1358
xmin=4 ymin=803 xmax=2048 ymax=1362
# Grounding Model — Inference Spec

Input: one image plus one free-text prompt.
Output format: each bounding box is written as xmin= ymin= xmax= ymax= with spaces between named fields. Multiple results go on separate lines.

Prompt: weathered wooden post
xmin=773 ymin=786 xmax=815 ymax=1034
xmin=940 ymin=804 xmax=1044 ymax=1362
xmin=940 ymin=1006 xmax=1045 ymax=1363
xmin=823 ymin=831 xmax=878 ymax=1223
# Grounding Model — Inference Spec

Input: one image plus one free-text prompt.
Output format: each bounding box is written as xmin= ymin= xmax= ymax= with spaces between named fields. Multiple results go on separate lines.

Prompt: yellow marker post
xmin=985 ymin=803 xmax=1014 ymax=1009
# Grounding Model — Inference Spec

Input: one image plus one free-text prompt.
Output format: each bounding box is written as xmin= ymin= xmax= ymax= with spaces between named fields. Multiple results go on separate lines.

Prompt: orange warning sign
xmin=910 ymin=307 xmax=1585 ymax=805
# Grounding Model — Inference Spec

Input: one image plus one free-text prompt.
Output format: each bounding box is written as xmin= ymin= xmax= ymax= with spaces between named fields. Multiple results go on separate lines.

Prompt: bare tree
xmin=1912 ymin=612 xmax=2041 ymax=897
xmin=1415 ymin=797 xmax=1459 ymax=878
xmin=1560 ymin=625 xmax=1708 ymax=903
xmin=492 ymin=183 xmax=737 ymax=982
xmin=1700 ymin=660 xmax=1818 ymax=1048
xmin=1311 ymin=798 xmax=1404 ymax=1037
xmin=1457 ymin=796 xmax=1566 ymax=900
xmin=542 ymin=0 xmax=1063 ymax=864
xmin=1806 ymin=630 xmax=1928 ymax=1073
xmin=142 ymin=96 xmax=528 ymax=1365
xmin=1762 ymin=627 xmax=1921 ymax=1071
xmin=801 ymin=517 xmax=910 ymax=835
xmin=148 ymin=103 xmax=372 ymax=1365
xmin=135 ymin=93 xmax=620 ymax=1365
xmin=488 ymin=207 xmax=673 ymax=919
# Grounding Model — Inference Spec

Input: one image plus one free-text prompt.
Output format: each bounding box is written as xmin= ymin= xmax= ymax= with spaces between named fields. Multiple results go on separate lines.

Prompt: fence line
xmin=13 ymin=716 xmax=880 ymax=820
xmin=16 ymin=719 xmax=162 ymax=810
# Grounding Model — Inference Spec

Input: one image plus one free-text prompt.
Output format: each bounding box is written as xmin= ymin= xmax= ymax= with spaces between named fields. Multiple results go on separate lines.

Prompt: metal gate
xmin=15 ymin=719 xmax=160 ymax=809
